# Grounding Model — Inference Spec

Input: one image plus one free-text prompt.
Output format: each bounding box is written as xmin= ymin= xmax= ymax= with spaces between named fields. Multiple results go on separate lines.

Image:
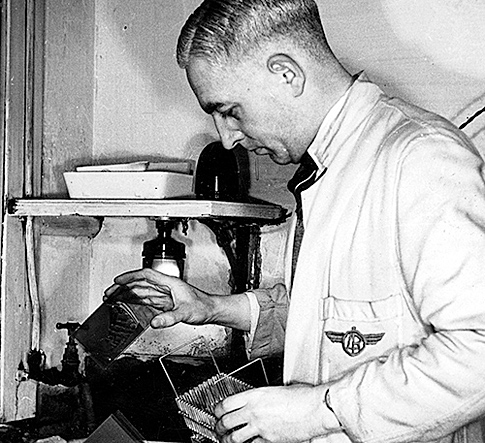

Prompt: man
xmin=106 ymin=1 xmax=485 ymax=442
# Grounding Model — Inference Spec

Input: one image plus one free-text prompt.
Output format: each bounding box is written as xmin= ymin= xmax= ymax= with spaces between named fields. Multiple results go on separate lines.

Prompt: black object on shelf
xmin=194 ymin=141 xmax=249 ymax=202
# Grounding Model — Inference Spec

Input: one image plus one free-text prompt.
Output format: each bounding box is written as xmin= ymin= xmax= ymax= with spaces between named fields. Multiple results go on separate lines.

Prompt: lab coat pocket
xmin=321 ymin=293 xmax=407 ymax=380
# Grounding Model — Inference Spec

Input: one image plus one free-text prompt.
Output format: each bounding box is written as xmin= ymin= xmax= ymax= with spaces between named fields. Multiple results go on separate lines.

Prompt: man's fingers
xmin=219 ymin=424 xmax=258 ymax=443
xmin=146 ymin=296 xmax=174 ymax=310
xmin=125 ymin=295 xmax=174 ymax=310
xmin=214 ymin=393 xmax=249 ymax=419
xmin=215 ymin=409 xmax=248 ymax=437
xmin=123 ymin=283 xmax=172 ymax=298
xmin=104 ymin=283 xmax=172 ymax=302
xmin=114 ymin=268 xmax=179 ymax=287
xmin=104 ymin=283 xmax=121 ymax=298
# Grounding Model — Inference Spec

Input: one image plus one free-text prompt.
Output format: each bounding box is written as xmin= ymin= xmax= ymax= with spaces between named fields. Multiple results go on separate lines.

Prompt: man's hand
xmin=104 ymin=268 xmax=215 ymax=328
xmin=214 ymin=384 xmax=340 ymax=443
xmin=104 ymin=268 xmax=251 ymax=331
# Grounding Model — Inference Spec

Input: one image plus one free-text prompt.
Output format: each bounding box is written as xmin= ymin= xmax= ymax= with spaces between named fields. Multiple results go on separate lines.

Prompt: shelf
xmin=8 ymin=198 xmax=287 ymax=223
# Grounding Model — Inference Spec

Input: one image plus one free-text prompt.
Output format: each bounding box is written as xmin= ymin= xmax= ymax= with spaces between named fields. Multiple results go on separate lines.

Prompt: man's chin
xmin=253 ymin=148 xmax=291 ymax=165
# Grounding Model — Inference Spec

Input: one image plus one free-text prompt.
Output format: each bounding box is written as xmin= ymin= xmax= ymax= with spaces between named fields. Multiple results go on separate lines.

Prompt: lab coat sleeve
xmin=329 ymin=133 xmax=485 ymax=443
xmin=245 ymin=284 xmax=288 ymax=360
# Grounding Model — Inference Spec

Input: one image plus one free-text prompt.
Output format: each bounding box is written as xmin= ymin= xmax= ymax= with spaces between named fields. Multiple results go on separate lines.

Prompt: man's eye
xmin=220 ymin=108 xmax=239 ymax=120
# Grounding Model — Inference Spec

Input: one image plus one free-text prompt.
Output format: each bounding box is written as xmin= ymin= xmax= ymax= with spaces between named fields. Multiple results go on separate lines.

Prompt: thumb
xmin=150 ymin=310 xmax=182 ymax=328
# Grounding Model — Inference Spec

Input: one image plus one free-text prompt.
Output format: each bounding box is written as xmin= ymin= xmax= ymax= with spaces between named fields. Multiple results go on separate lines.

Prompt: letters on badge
xmin=325 ymin=326 xmax=385 ymax=357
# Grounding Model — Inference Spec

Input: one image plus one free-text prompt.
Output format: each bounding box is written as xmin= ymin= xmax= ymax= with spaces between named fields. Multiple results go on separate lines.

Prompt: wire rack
xmin=175 ymin=373 xmax=253 ymax=442
xmin=159 ymin=337 xmax=267 ymax=443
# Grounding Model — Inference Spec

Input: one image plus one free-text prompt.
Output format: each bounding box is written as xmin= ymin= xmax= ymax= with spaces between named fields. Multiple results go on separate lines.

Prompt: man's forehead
xmin=187 ymin=58 xmax=222 ymax=90
xmin=187 ymin=59 xmax=238 ymax=105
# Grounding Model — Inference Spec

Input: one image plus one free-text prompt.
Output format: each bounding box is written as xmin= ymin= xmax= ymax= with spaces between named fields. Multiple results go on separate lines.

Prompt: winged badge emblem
xmin=325 ymin=326 xmax=385 ymax=357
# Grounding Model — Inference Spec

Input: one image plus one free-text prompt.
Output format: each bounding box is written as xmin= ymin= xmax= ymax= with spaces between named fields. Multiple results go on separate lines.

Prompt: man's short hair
xmin=177 ymin=0 xmax=329 ymax=69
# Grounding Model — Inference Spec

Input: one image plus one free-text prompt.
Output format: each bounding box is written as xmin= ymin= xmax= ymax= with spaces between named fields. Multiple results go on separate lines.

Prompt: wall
xmin=38 ymin=0 xmax=96 ymax=375
xmin=37 ymin=0 xmax=485 ymax=368
xmin=320 ymin=0 xmax=485 ymax=151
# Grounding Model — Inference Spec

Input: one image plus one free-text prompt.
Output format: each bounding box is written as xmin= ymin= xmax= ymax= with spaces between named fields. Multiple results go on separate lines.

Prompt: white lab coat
xmin=250 ymin=74 xmax=485 ymax=443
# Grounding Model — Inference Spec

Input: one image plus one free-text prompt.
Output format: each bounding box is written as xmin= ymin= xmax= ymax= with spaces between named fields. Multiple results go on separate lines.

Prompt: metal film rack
xmin=159 ymin=337 xmax=267 ymax=443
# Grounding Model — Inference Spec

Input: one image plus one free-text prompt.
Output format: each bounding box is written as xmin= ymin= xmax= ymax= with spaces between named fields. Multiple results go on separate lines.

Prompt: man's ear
xmin=267 ymin=54 xmax=306 ymax=97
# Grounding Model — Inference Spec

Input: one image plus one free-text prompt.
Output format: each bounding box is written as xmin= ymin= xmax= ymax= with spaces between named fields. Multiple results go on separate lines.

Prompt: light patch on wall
xmin=93 ymin=0 xmax=214 ymax=159
xmin=383 ymin=0 xmax=485 ymax=79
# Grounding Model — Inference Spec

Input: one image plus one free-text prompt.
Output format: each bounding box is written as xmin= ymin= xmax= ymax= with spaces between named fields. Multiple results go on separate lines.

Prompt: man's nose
xmin=214 ymin=116 xmax=244 ymax=150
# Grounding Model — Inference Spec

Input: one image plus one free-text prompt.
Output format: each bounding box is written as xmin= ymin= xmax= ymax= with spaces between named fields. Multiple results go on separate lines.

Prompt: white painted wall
xmin=320 ymin=0 xmax=485 ymax=151
xmin=93 ymin=0 xmax=214 ymax=161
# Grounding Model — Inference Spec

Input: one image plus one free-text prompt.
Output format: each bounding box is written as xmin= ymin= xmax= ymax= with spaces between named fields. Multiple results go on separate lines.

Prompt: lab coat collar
xmin=307 ymin=72 xmax=385 ymax=174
